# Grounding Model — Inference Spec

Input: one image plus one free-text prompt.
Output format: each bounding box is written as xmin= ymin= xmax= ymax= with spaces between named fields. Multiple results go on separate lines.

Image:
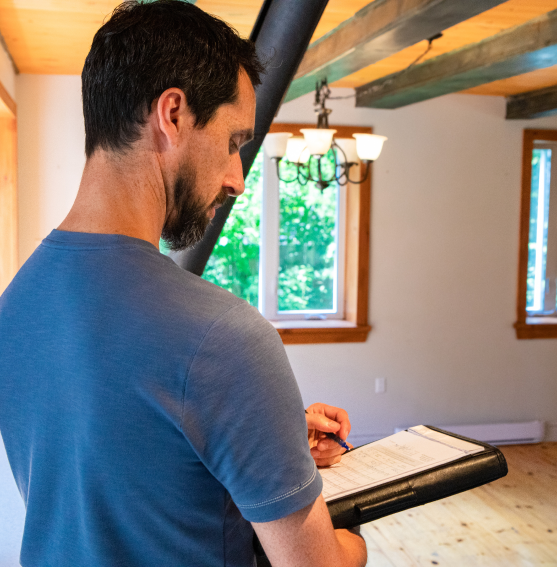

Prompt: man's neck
xmin=58 ymin=149 xmax=167 ymax=249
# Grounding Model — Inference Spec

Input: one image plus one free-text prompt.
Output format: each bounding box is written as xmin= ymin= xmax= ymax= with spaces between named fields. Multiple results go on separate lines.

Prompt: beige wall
xmin=17 ymin=74 xmax=85 ymax=264
xmin=14 ymin=75 xmax=557 ymax=444
xmin=278 ymin=90 xmax=557 ymax=444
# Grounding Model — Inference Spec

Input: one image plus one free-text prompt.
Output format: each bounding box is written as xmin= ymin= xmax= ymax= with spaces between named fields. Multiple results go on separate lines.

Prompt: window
xmin=515 ymin=129 xmax=557 ymax=339
xmin=204 ymin=123 xmax=372 ymax=344
xmin=258 ymin=143 xmax=346 ymax=321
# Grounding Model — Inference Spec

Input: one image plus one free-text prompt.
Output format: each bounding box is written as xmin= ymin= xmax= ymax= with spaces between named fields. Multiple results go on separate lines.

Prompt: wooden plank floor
xmin=361 ymin=443 xmax=557 ymax=566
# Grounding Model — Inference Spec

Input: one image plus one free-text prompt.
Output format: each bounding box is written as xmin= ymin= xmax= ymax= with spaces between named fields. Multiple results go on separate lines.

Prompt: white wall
xmin=13 ymin=76 xmax=557 ymax=443
xmin=277 ymin=89 xmax=557 ymax=443
xmin=17 ymin=75 xmax=85 ymax=264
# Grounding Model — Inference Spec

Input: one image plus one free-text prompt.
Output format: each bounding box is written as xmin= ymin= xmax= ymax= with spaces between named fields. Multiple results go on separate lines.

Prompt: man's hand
xmin=305 ymin=403 xmax=353 ymax=467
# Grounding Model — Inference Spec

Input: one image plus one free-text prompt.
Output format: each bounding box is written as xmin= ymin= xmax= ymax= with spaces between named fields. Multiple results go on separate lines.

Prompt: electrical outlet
xmin=375 ymin=377 xmax=386 ymax=394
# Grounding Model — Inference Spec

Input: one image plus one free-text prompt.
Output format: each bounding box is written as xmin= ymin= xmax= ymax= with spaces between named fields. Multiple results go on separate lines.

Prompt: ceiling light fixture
xmin=263 ymin=79 xmax=387 ymax=191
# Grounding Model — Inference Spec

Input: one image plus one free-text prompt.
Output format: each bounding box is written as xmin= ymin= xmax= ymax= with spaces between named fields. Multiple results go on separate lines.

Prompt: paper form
xmin=320 ymin=426 xmax=484 ymax=502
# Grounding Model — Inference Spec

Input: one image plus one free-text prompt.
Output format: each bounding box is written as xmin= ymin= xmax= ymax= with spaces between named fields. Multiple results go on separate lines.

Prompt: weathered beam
xmin=506 ymin=85 xmax=557 ymax=119
xmin=285 ymin=0 xmax=507 ymax=103
xmin=356 ymin=9 xmax=557 ymax=109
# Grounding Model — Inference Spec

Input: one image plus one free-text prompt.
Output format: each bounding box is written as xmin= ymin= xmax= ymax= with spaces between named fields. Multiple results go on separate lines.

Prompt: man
xmin=0 ymin=1 xmax=366 ymax=566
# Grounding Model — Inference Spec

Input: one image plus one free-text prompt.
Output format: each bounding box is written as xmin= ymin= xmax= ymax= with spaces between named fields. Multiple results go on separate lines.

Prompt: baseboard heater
xmin=428 ymin=420 xmax=545 ymax=445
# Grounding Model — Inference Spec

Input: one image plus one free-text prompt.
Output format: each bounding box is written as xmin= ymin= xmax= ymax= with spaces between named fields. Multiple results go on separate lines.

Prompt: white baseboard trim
xmin=434 ymin=421 xmax=544 ymax=445
xmin=350 ymin=420 xmax=557 ymax=447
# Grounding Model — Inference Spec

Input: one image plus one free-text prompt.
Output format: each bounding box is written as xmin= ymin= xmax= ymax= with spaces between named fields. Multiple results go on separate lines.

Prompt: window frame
xmin=515 ymin=129 xmax=557 ymax=339
xmin=266 ymin=123 xmax=372 ymax=345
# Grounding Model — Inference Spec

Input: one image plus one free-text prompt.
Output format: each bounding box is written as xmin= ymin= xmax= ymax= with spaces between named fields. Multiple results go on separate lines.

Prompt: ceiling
xmin=1 ymin=0 xmax=557 ymax=104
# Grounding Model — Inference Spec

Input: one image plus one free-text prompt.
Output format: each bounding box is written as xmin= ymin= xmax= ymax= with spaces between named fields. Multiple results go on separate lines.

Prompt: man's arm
xmin=252 ymin=495 xmax=367 ymax=567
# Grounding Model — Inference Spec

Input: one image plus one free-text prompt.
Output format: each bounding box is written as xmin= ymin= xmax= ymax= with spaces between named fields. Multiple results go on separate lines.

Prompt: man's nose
xmin=223 ymin=153 xmax=245 ymax=197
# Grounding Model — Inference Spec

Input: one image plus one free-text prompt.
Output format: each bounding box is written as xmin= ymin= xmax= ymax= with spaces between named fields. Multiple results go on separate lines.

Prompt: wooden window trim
xmin=515 ymin=129 xmax=557 ymax=339
xmin=0 ymin=79 xmax=17 ymax=295
xmin=267 ymin=123 xmax=372 ymax=345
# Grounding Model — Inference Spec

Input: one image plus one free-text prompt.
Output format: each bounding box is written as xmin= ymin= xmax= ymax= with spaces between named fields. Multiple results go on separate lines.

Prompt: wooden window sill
xmin=271 ymin=320 xmax=372 ymax=344
xmin=514 ymin=319 xmax=557 ymax=339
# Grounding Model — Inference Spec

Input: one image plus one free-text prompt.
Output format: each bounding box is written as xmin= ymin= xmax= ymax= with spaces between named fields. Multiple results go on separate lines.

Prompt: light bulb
xmin=300 ymin=128 xmax=337 ymax=156
xmin=353 ymin=134 xmax=387 ymax=161
xmin=285 ymin=137 xmax=310 ymax=164
xmin=263 ymin=132 xmax=292 ymax=159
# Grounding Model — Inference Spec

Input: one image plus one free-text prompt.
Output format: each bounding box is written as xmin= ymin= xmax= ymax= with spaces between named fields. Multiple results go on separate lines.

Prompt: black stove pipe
xmin=171 ymin=0 xmax=329 ymax=276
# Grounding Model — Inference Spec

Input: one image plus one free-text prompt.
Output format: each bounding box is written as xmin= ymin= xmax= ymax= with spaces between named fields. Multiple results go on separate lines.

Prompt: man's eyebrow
xmin=233 ymin=129 xmax=254 ymax=146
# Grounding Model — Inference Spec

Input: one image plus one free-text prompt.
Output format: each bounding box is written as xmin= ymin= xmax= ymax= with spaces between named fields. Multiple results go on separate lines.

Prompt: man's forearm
xmin=253 ymin=496 xmax=367 ymax=567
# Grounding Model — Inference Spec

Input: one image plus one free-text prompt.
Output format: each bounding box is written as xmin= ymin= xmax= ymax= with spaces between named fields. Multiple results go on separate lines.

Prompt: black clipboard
xmin=327 ymin=426 xmax=508 ymax=529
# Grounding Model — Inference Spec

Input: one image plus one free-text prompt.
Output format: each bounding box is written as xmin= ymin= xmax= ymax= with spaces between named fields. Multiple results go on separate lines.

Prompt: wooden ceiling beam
xmin=355 ymin=9 xmax=557 ymax=109
xmin=506 ymin=85 xmax=557 ymax=120
xmin=284 ymin=0 xmax=508 ymax=103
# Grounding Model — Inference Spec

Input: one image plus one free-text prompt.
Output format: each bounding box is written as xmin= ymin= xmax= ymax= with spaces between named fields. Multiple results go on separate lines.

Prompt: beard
xmin=161 ymin=163 xmax=229 ymax=252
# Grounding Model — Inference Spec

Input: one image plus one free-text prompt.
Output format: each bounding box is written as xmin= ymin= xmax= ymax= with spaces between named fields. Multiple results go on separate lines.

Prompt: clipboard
xmin=326 ymin=425 xmax=508 ymax=530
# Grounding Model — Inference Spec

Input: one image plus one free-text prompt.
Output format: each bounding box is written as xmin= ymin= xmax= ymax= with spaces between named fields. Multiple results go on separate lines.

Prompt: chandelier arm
xmin=335 ymin=163 xmax=349 ymax=186
xmin=331 ymin=142 xmax=350 ymax=186
xmin=274 ymin=158 xmax=299 ymax=184
xmin=331 ymin=139 xmax=347 ymax=166
xmin=314 ymin=153 xmax=338 ymax=186
xmin=346 ymin=160 xmax=372 ymax=185
xmin=297 ymin=162 xmax=310 ymax=186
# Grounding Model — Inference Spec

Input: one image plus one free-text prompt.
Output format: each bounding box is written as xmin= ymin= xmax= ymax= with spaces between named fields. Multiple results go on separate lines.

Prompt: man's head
xmin=81 ymin=0 xmax=263 ymax=250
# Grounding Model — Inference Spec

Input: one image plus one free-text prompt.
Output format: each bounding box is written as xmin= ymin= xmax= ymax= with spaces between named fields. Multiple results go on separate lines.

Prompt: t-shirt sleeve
xmin=180 ymin=301 xmax=322 ymax=523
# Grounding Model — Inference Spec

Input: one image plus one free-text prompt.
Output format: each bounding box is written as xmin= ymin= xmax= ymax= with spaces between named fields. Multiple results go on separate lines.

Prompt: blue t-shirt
xmin=0 ymin=230 xmax=322 ymax=567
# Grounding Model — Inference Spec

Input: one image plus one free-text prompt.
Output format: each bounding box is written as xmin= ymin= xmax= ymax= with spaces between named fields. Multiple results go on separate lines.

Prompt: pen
xmin=305 ymin=410 xmax=350 ymax=451
xmin=324 ymin=432 xmax=350 ymax=451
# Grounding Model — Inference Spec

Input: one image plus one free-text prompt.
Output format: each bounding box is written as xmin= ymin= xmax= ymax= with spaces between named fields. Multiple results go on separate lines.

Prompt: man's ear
xmin=153 ymin=87 xmax=193 ymax=150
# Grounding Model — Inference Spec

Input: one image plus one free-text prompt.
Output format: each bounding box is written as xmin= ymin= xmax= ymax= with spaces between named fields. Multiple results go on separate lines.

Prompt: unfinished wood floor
xmin=360 ymin=443 xmax=557 ymax=566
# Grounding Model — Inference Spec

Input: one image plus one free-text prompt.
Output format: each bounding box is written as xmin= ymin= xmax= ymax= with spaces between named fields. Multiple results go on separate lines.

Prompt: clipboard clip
xmin=355 ymin=483 xmax=417 ymax=521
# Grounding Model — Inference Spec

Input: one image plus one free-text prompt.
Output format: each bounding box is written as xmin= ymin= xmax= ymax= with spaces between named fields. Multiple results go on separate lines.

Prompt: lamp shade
xmin=334 ymin=138 xmax=359 ymax=164
xmin=263 ymin=132 xmax=292 ymax=159
xmin=285 ymin=137 xmax=310 ymax=164
xmin=353 ymin=134 xmax=387 ymax=161
xmin=300 ymin=128 xmax=337 ymax=156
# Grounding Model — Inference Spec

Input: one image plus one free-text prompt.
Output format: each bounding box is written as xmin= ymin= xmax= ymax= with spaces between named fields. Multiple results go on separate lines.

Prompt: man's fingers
xmin=306 ymin=403 xmax=351 ymax=440
xmin=305 ymin=412 xmax=340 ymax=433
xmin=310 ymin=445 xmax=346 ymax=458
xmin=315 ymin=438 xmax=345 ymax=452
xmin=314 ymin=454 xmax=343 ymax=467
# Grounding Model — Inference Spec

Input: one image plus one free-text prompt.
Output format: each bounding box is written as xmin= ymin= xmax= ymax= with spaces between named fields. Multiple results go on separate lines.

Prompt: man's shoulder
xmin=153 ymin=253 xmax=258 ymax=324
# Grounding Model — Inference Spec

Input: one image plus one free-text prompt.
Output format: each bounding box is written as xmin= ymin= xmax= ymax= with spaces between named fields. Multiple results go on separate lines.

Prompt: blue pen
xmin=324 ymin=431 xmax=350 ymax=451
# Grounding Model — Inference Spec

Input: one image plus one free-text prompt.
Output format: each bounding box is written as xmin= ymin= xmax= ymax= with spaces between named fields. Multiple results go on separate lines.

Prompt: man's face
xmin=162 ymin=69 xmax=256 ymax=251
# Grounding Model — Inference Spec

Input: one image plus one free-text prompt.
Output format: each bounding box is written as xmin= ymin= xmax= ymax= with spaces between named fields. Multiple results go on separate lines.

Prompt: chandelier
xmin=263 ymin=79 xmax=387 ymax=191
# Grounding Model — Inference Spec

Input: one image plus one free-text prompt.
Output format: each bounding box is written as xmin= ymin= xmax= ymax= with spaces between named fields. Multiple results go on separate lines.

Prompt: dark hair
xmin=82 ymin=0 xmax=263 ymax=158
